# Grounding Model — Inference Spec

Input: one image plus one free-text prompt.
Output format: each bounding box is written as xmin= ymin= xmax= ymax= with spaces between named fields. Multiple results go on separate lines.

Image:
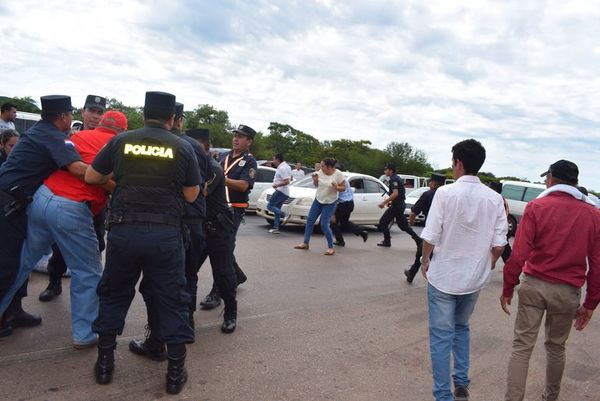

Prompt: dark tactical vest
xmin=109 ymin=127 xmax=185 ymax=227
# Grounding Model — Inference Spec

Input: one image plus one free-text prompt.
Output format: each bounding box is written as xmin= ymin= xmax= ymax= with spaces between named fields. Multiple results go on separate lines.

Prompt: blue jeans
xmin=267 ymin=189 xmax=288 ymax=229
xmin=0 ymin=185 xmax=102 ymax=343
xmin=428 ymin=283 xmax=480 ymax=401
xmin=303 ymin=200 xmax=337 ymax=248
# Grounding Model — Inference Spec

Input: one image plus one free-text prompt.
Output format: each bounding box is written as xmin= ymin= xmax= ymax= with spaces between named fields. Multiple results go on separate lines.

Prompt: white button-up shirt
xmin=421 ymin=175 xmax=508 ymax=295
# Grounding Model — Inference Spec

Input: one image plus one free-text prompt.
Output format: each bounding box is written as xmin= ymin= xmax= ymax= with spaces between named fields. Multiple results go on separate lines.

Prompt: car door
xmin=355 ymin=177 xmax=387 ymax=225
xmin=248 ymin=167 xmax=275 ymax=211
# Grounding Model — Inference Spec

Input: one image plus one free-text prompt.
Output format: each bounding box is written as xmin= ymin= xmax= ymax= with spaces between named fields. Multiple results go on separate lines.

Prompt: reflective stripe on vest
xmin=223 ymin=153 xmax=245 ymax=204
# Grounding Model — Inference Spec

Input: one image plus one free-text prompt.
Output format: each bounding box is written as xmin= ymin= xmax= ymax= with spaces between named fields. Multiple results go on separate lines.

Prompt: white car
xmin=256 ymin=172 xmax=389 ymax=226
xmin=247 ymin=165 xmax=277 ymax=213
xmin=403 ymin=186 xmax=429 ymax=224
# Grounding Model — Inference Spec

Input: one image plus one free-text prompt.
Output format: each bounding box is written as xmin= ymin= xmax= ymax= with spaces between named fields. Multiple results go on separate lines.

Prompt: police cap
xmin=175 ymin=102 xmax=184 ymax=118
xmin=384 ymin=163 xmax=396 ymax=172
xmin=41 ymin=95 xmax=76 ymax=113
xmin=233 ymin=124 xmax=256 ymax=139
xmin=186 ymin=128 xmax=210 ymax=141
xmin=144 ymin=91 xmax=176 ymax=115
xmin=84 ymin=95 xmax=106 ymax=112
xmin=430 ymin=173 xmax=446 ymax=184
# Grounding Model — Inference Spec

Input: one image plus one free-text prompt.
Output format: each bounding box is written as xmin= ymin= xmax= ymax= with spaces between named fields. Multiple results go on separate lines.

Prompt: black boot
xmin=0 ymin=314 xmax=13 ymax=337
xmin=95 ymin=344 xmax=115 ymax=385
xmin=128 ymin=324 xmax=167 ymax=361
xmin=166 ymin=346 xmax=188 ymax=395
xmin=5 ymin=298 xmax=41 ymax=328
xmin=39 ymin=279 xmax=62 ymax=302
xmin=221 ymin=299 xmax=237 ymax=334
xmin=377 ymin=239 xmax=391 ymax=247
xmin=199 ymin=288 xmax=221 ymax=310
xmin=359 ymin=230 xmax=369 ymax=242
xmin=234 ymin=261 xmax=247 ymax=285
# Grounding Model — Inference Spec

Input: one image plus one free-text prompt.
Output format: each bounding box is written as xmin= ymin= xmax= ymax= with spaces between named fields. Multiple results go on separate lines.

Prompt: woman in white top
xmin=294 ymin=158 xmax=345 ymax=255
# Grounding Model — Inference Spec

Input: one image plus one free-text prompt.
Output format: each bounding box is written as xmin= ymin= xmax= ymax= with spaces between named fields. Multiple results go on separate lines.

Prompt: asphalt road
xmin=1 ymin=215 xmax=599 ymax=401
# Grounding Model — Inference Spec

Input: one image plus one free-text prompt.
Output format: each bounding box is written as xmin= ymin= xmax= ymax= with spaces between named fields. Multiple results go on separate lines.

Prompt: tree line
xmin=1 ymin=96 xmax=534 ymax=185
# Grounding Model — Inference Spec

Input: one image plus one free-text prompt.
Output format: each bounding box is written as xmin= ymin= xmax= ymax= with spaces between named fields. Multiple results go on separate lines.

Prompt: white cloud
xmin=2 ymin=0 xmax=600 ymax=189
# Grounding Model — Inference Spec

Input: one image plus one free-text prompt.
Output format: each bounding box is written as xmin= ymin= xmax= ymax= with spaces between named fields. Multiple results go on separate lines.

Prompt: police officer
xmin=376 ymin=164 xmax=422 ymax=248
xmin=0 ymin=95 xmax=86 ymax=337
xmin=186 ymin=128 xmax=238 ymax=332
xmin=39 ymin=95 xmax=109 ymax=303
xmin=128 ymin=102 xmax=210 ymax=360
xmin=199 ymin=124 xmax=257 ymax=310
xmin=404 ymin=172 xmax=445 ymax=283
xmin=85 ymin=92 xmax=199 ymax=395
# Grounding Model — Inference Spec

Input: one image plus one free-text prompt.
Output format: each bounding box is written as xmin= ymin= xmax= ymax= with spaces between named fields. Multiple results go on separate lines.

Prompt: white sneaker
xmin=268 ymin=228 xmax=280 ymax=234
xmin=281 ymin=213 xmax=291 ymax=226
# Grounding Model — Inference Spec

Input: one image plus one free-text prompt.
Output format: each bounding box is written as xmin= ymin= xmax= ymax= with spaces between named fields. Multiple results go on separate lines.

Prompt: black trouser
xmin=501 ymin=233 xmax=512 ymax=263
xmin=378 ymin=204 xmax=421 ymax=244
xmin=93 ymin=224 xmax=194 ymax=344
xmin=47 ymin=210 xmax=106 ymax=283
xmin=330 ymin=201 xmax=363 ymax=243
xmin=0 ymin=200 xmax=28 ymax=313
xmin=187 ymin=216 xmax=236 ymax=310
xmin=209 ymin=207 xmax=244 ymax=294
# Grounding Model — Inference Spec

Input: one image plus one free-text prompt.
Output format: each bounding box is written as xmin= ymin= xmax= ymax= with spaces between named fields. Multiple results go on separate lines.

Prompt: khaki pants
xmin=505 ymin=274 xmax=580 ymax=401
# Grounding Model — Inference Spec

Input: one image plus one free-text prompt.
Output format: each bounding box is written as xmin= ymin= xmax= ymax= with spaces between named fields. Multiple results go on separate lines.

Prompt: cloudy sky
xmin=2 ymin=1 xmax=600 ymax=189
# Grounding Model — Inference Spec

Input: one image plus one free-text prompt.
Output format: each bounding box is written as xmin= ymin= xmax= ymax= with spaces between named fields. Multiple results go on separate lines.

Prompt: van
xmin=379 ymin=174 xmax=429 ymax=194
xmin=14 ymin=111 xmax=40 ymax=133
xmin=501 ymin=180 xmax=546 ymax=236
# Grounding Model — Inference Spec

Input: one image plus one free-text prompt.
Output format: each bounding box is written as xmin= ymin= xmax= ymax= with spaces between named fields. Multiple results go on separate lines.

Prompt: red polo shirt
xmin=503 ymin=192 xmax=600 ymax=310
xmin=44 ymin=127 xmax=116 ymax=216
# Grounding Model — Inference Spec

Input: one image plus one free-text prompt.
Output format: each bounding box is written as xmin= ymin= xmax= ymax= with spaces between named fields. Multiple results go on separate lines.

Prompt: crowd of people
xmin=0 ymin=96 xmax=599 ymax=400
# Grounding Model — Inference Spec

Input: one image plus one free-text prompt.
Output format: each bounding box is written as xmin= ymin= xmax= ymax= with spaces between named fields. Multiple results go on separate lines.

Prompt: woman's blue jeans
xmin=303 ymin=200 xmax=337 ymax=248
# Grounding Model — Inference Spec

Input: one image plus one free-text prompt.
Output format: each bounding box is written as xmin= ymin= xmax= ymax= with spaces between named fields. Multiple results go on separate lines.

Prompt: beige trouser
xmin=505 ymin=274 xmax=580 ymax=401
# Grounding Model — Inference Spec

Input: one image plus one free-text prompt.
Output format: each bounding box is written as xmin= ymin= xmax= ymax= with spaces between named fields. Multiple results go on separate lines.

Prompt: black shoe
xmin=0 ymin=315 xmax=12 ymax=337
xmin=454 ymin=386 xmax=469 ymax=400
xmin=377 ymin=241 xmax=391 ymax=247
xmin=39 ymin=280 xmax=62 ymax=302
xmin=129 ymin=339 xmax=168 ymax=361
xmin=404 ymin=269 xmax=415 ymax=284
xmin=95 ymin=345 xmax=115 ymax=385
xmin=166 ymin=354 xmax=188 ymax=394
xmin=221 ymin=299 xmax=237 ymax=334
xmin=234 ymin=263 xmax=247 ymax=285
xmin=6 ymin=308 xmax=42 ymax=328
xmin=199 ymin=290 xmax=221 ymax=310
xmin=360 ymin=230 xmax=369 ymax=242
xmin=333 ymin=240 xmax=345 ymax=247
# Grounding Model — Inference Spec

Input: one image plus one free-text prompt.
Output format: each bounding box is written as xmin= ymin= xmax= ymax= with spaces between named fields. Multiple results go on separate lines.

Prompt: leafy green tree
xmin=0 ymin=96 xmax=40 ymax=113
xmin=384 ymin=142 xmax=432 ymax=175
xmin=184 ymin=105 xmax=234 ymax=148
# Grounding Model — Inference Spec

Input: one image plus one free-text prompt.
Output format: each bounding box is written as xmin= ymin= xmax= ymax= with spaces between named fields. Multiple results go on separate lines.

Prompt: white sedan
xmin=403 ymin=186 xmax=429 ymax=224
xmin=256 ymin=172 xmax=389 ymax=226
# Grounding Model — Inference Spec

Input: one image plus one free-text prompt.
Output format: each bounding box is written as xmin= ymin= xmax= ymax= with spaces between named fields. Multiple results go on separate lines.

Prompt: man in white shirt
xmin=267 ymin=153 xmax=292 ymax=233
xmin=420 ymin=139 xmax=507 ymax=401
xmin=0 ymin=103 xmax=17 ymax=132
xmin=291 ymin=162 xmax=305 ymax=181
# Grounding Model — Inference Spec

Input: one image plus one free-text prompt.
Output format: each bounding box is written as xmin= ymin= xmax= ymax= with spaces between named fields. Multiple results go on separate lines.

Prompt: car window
xmin=291 ymin=175 xmax=315 ymax=188
xmin=256 ymin=169 xmax=275 ymax=183
xmin=523 ymin=187 xmax=544 ymax=202
xmin=408 ymin=187 xmax=428 ymax=198
xmin=364 ymin=179 xmax=383 ymax=193
xmin=349 ymin=178 xmax=364 ymax=193
xmin=502 ymin=184 xmax=525 ymax=201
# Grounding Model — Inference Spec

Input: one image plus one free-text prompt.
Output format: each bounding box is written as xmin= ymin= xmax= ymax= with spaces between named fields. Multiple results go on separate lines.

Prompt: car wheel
xmin=507 ymin=215 xmax=517 ymax=237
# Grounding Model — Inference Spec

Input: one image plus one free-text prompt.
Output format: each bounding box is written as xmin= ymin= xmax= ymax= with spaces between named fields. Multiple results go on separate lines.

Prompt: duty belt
xmin=108 ymin=211 xmax=181 ymax=227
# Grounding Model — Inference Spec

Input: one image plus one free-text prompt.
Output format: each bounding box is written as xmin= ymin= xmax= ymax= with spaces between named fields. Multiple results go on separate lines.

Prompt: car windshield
xmin=291 ymin=175 xmax=315 ymax=188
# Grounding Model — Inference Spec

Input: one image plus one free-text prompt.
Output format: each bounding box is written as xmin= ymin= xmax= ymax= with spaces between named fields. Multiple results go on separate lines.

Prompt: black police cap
xmin=384 ymin=164 xmax=396 ymax=172
xmin=175 ymin=102 xmax=184 ymax=118
xmin=84 ymin=95 xmax=106 ymax=112
xmin=186 ymin=128 xmax=210 ymax=141
xmin=40 ymin=95 xmax=76 ymax=113
xmin=233 ymin=124 xmax=256 ymax=139
xmin=430 ymin=173 xmax=446 ymax=183
xmin=144 ymin=91 xmax=176 ymax=115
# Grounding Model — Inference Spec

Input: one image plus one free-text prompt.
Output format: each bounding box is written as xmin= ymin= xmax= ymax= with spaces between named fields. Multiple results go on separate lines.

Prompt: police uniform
xmin=200 ymin=125 xmax=257 ymax=309
xmin=184 ymin=128 xmax=239 ymax=333
xmin=91 ymin=92 xmax=197 ymax=394
xmin=405 ymin=172 xmax=446 ymax=283
xmin=0 ymin=95 xmax=80 ymax=336
xmin=377 ymin=170 xmax=421 ymax=247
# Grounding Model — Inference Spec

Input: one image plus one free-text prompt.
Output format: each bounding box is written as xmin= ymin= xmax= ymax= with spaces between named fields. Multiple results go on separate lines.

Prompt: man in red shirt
xmin=12 ymin=111 xmax=126 ymax=348
xmin=500 ymin=159 xmax=600 ymax=401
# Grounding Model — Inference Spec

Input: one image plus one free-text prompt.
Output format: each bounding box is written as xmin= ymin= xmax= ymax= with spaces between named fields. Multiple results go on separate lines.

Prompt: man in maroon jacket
xmin=500 ymin=159 xmax=600 ymax=401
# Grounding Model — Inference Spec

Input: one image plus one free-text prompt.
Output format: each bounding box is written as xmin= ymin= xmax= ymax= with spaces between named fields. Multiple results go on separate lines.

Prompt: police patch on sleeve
xmin=249 ymin=168 xmax=256 ymax=179
xmin=391 ymin=181 xmax=399 ymax=189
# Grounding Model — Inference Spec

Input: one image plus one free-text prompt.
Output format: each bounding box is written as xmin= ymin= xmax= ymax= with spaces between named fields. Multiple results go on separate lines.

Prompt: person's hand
xmin=420 ymin=257 xmax=430 ymax=278
xmin=500 ymin=295 xmax=512 ymax=315
xmin=272 ymin=183 xmax=277 ymax=189
xmin=331 ymin=181 xmax=337 ymax=189
xmin=575 ymin=306 xmax=594 ymax=331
